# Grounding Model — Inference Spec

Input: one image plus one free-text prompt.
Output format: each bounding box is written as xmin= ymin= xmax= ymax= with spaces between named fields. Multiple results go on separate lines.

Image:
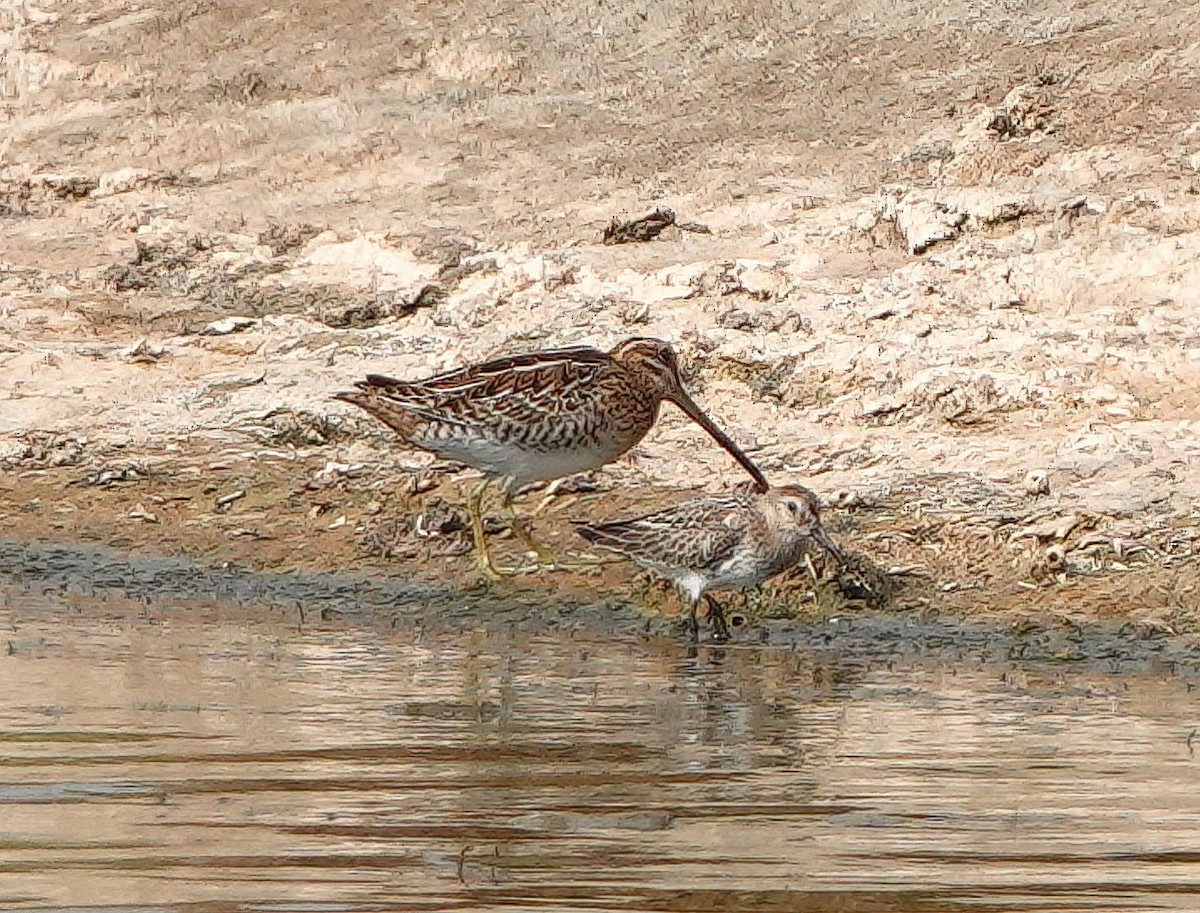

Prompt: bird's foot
xmin=475 ymin=557 xmax=541 ymax=580
xmin=513 ymin=541 xmax=618 ymax=573
xmin=471 ymin=539 xmax=540 ymax=580
xmin=707 ymin=609 xmax=730 ymax=643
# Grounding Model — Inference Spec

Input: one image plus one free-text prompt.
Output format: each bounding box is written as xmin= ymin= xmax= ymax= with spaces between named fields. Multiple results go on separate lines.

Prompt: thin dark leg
xmin=686 ymin=601 xmax=700 ymax=643
xmin=704 ymin=595 xmax=730 ymax=643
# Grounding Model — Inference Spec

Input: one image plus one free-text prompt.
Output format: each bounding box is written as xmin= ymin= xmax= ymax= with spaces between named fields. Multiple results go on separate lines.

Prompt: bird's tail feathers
xmin=573 ymin=521 xmax=621 ymax=548
xmin=361 ymin=373 xmax=404 ymax=389
xmin=332 ymin=390 xmax=419 ymax=438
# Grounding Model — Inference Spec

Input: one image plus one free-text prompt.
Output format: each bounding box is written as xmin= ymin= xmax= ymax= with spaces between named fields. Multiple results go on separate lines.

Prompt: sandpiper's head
xmin=765 ymin=485 xmax=847 ymax=567
xmin=770 ymin=484 xmax=823 ymax=527
xmin=610 ymin=337 xmax=771 ymax=493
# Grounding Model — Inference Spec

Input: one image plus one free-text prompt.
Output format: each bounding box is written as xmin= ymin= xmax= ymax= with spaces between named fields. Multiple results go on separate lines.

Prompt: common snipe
xmin=575 ymin=485 xmax=845 ymax=641
xmin=335 ymin=338 xmax=769 ymax=578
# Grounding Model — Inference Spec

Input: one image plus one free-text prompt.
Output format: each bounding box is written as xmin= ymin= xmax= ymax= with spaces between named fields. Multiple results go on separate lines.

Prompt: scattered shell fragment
xmin=1014 ymin=515 xmax=1079 ymax=542
xmin=86 ymin=466 xmax=143 ymax=487
xmin=201 ymin=317 xmax=259 ymax=336
xmin=227 ymin=528 xmax=270 ymax=540
xmin=121 ymin=339 xmax=167 ymax=364
xmin=215 ymin=489 xmax=246 ymax=510
xmin=620 ymin=302 xmax=651 ymax=325
xmin=203 ymin=373 xmax=267 ymax=396
xmin=399 ymin=472 xmax=438 ymax=496
xmin=860 ymin=399 xmax=906 ymax=420
xmin=602 ymin=208 xmax=677 ymax=244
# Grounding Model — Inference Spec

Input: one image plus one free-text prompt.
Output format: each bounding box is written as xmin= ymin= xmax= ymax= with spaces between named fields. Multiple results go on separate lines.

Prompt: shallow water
xmin=2 ymin=586 xmax=1200 ymax=912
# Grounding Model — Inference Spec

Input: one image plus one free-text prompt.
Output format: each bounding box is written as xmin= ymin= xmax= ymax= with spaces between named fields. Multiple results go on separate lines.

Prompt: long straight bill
xmin=669 ymin=390 xmax=770 ymax=493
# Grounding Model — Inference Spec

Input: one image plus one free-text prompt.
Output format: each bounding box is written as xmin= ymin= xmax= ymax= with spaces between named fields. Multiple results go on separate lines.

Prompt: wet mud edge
xmin=4 ymin=538 xmax=1200 ymax=679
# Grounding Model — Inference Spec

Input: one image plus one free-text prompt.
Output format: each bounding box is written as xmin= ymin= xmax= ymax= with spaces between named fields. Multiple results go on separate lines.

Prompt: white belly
xmin=667 ymin=550 xmax=788 ymax=603
xmin=431 ymin=437 xmax=617 ymax=484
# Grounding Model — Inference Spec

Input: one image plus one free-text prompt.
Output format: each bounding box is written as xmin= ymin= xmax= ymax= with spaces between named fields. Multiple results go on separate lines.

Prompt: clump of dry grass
xmin=246 ymin=409 xmax=356 ymax=447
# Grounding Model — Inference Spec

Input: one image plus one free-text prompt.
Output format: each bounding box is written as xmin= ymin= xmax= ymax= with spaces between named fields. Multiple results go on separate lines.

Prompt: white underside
xmin=656 ymin=548 xmax=783 ymax=604
xmin=429 ymin=437 xmax=616 ymax=484
xmin=672 ymin=572 xmax=709 ymax=605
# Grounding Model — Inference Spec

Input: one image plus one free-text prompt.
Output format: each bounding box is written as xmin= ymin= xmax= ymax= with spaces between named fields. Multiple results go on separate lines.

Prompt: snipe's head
xmin=609 ymin=337 xmax=771 ymax=493
xmin=609 ymin=337 xmax=686 ymax=399
xmin=764 ymin=484 xmax=848 ymax=567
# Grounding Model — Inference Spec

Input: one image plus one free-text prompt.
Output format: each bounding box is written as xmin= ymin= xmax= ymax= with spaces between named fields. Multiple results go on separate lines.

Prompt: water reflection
xmin=0 ymin=588 xmax=1198 ymax=912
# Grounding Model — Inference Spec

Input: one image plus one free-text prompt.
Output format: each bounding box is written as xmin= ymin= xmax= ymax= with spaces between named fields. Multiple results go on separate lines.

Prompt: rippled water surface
xmin=3 ymin=588 xmax=1200 ymax=913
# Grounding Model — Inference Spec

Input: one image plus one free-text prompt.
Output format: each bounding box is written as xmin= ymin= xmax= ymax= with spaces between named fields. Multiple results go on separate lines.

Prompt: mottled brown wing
xmin=576 ymin=497 xmax=752 ymax=572
xmin=357 ymin=346 xmax=612 ymax=427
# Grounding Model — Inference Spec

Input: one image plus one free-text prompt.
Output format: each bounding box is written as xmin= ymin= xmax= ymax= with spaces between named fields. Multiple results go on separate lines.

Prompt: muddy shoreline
xmin=2 ymin=433 xmax=1197 ymax=635
xmin=4 ymin=535 xmax=1200 ymax=679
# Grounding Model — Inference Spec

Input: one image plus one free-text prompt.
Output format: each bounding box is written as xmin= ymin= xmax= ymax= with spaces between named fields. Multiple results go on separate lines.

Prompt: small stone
xmin=717 ymin=308 xmax=756 ymax=331
xmin=95 ymin=167 xmax=155 ymax=197
xmin=830 ymin=488 xmax=862 ymax=509
xmin=1044 ymin=544 xmax=1067 ymax=571
xmin=889 ymin=197 xmax=968 ymax=255
xmin=128 ymin=506 xmax=158 ymax=523
xmin=1023 ymin=469 xmax=1050 ymax=496
xmin=201 ymin=317 xmax=259 ymax=336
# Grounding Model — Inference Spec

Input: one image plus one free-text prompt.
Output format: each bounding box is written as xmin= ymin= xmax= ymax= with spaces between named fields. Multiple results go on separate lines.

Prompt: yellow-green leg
xmin=466 ymin=480 xmax=502 ymax=580
xmin=467 ymin=481 xmax=539 ymax=579
xmin=499 ymin=489 xmax=559 ymax=566
xmin=499 ymin=489 xmax=616 ymax=571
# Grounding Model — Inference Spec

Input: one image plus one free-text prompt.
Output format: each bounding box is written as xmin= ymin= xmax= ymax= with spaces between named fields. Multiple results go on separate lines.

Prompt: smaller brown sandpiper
xmin=575 ymin=485 xmax=846 ymax=641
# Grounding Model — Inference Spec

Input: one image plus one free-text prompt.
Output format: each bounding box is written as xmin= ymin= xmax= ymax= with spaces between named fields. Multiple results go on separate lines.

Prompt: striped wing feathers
xmin=578 ymin=497 xmax=753 ymax=571
xmin=356 ymin=346 xmax=611 ymax=426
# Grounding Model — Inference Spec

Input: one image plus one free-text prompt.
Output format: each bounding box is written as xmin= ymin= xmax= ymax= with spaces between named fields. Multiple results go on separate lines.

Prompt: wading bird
xmin=575 ymin=485 xmax=845 ymax=641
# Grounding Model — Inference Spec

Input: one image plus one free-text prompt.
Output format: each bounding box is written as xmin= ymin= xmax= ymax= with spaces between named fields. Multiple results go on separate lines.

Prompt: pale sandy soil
xmin=2 ymin=0 xmax=1200 ymax=628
